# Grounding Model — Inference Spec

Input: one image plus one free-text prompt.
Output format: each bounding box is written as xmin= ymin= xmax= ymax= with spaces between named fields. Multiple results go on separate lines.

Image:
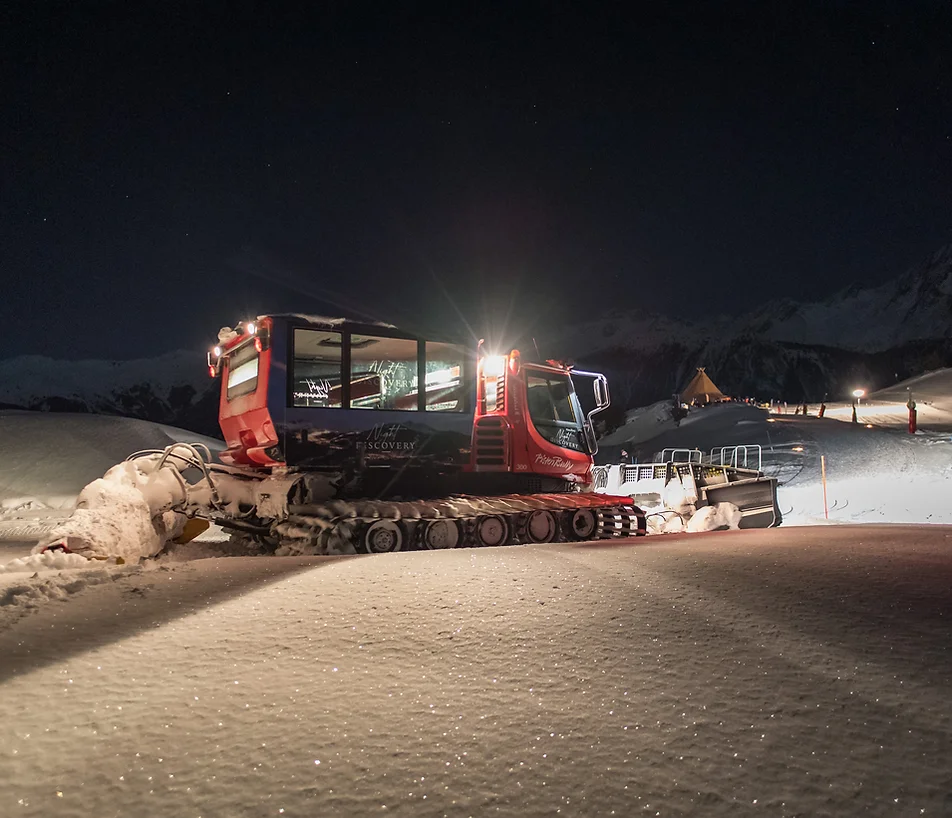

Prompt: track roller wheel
xmin=568 ymin=508 xmax=597 ymax=541
xmin=360 ymin=520 xmax=404 ymax=554
xmin=475 ymin=515 xmax=510 ymax=547
xmin=421 ymin=519 xmax=461 ymax=549
xmin=524 ymin=509 xmax=558 ymax=543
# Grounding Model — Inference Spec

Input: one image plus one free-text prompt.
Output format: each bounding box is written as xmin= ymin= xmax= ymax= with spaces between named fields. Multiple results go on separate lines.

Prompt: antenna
xmin=532 ymin=337 xmax=542 ymax=361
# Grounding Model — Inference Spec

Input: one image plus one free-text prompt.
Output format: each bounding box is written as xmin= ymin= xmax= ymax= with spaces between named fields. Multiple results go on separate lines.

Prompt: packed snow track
xmin=1 ymin=525 xmax=950 ymax=817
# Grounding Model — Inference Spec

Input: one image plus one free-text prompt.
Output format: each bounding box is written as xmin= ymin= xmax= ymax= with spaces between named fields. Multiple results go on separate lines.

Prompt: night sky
xmin=3 ymin=2 xmax=951 ymax=359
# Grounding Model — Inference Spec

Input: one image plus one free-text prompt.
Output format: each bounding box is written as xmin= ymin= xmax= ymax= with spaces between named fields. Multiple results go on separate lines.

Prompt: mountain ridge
xmin=2 ymin=243 xmax=951 ymax=432
xmin=555 ymin=243 xmax=952 ymax=358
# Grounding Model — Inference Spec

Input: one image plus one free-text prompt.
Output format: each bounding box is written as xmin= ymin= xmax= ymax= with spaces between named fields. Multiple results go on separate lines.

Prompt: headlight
xmin=482 ymin=355 xmax=507 ymax=378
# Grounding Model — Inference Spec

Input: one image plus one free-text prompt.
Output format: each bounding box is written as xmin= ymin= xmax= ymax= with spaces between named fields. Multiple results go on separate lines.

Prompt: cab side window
xmin=424 ymin=341 xmax=467 ymax=412
xmin=291 ymin=329 xmax=343 ymax=407
xmin=349 ymin=334 xmax=419 ymax=410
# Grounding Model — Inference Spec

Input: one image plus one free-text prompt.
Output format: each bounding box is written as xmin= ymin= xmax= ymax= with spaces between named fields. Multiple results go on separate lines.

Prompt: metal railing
xmin=657 ymin=448 xmax=702 ymax=464
xmin=709 ymin=445 xmax=762 ymax=472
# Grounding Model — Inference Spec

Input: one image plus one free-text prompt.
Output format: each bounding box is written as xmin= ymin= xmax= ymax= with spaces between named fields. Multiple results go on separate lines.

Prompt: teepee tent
xmin=679 ymin=367 xmax=727 ymax=403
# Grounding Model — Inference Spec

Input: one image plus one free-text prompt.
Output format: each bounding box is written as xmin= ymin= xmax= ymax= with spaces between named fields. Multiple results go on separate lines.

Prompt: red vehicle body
xmin=198 ymin=314 xmax=646 ymax=552
xmin=210 ymin=314 xmax=611 ymax=497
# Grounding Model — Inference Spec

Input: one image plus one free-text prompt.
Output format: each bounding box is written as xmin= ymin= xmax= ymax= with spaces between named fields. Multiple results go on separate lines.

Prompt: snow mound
xmin=686 ymin=502 xmax=743 ymax=532
xmin=600 ymin=399 xmax=679 ymax=447
xmin=0 ymin=550 xmax=95 ymax=574
xmin=0 ymin=410 xmax=223 ymax=513
xmin=643 ymin=502 xmax=742 ymax=535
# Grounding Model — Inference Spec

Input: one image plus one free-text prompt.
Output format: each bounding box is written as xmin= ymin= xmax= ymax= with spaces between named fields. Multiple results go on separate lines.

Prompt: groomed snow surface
xmin=2 ymin=530 xmax=951 ymax=817
xmin=1 ymin=404 xmax=952 ymax=815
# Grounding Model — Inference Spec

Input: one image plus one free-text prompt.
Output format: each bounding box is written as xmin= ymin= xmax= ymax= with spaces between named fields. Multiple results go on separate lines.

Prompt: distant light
xmin=213 ymin=346 xmax=222 ymax=357
xmin=208 ymin=365 xmax=216 ymax=378
xmin=766 ymin=418 xmax=776 ymax=423
xmin=482 ymin=355 xmax=507 ymax=378
xmin=865 ymin=424 xmax=874 ymax=429
xmin=247 ymin=322 xmax=256 ymax=335
xmin=792 ymin=446 xmax=804 ymax=452
xmin=852 ymin=389 xmax=865 ymax=399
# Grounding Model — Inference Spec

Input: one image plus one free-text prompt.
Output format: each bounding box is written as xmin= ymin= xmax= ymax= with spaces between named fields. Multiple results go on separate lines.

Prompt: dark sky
xmin=3 ymin=1 xmax=951 ymax=359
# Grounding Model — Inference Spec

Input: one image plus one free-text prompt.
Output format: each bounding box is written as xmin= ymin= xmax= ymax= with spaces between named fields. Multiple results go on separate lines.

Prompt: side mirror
xmin=593 ymin=377 xmax=609 ymax=409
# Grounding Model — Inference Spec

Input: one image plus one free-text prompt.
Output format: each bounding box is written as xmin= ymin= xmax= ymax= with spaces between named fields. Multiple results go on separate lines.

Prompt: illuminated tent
xmin=679 ymin=367 xmax=727 ymax=403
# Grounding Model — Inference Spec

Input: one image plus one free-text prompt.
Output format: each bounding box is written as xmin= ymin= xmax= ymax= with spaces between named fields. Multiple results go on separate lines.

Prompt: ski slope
xmin=0 ymin=407 xmax=951 ymax=815
xmin=1 ymin=527 xmax=951 ymax=817
xmin=602 ymin=399 xmax=952 ymax=526
xmin=821 ymin=367 xmax=952 ymax=432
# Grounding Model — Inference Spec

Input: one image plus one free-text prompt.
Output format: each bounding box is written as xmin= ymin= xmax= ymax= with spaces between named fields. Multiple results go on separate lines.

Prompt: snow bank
xmin=0 ymin=550 xmax=95 ymax=574
xmin=0 ymin=411 xmax=223 ymax=512
xmin=600 ymin=399 xmax=679 ymax=447
xmin=685 ymin=502 xmax=743 ymax=532
xmin=644 ymin=502 xmax=742 ymax=535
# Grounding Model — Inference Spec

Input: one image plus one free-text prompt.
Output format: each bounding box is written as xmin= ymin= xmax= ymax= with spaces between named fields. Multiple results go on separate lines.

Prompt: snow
xmin=0 ymin=550 xmax=98 ymax=575
xmin=276 ymin=312 xmax=395 ymax=328
xmin=4 ymin=396 xmax=952 ymax=565
xmin=602 ymin=399 xmax=952 ymax=527
xmin=1 ymin=531 xmax=951 ymax=816
xmin=0 ymin=351 xmax=208 ymax=408
xmin=599 ymin=398 xmax=682 ymax=448
xmin=559 ymin=244 xmax=952 ymax=357
xmin=37 ymin=458 xmax=188 ymax=562
xmin=820 ymin=367 xmax=952 ymax=432
xmin=0 ymin=411 xmax=223 ymax=512
xmin=0 ymin=412 xmax=223 ymax=551
xmin=684 ymin=502 xmax=742 ymax=532
xmin=753 ymin=243 xmax=952 ymax=352
xmin=1 ymin=404 xmax=952 ymax=813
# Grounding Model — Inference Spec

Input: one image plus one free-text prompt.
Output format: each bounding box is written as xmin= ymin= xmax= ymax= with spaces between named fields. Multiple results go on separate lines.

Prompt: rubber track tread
xmin=273 ymin=493 xmax=646 ymax=555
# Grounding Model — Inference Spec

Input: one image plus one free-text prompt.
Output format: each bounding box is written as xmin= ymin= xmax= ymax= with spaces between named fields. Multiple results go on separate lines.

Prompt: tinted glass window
xmin=350 ymin=334 xmax=419 ymax=410
xmin=226 ymin=342 xmax=259 ymax=401
xmin=526 ymin=372 xmax=578 ymax=424
xmin=424 ymin=341 xmax=467 ymax=412
xmin=292 ymin=328 xmax=343 ymax=407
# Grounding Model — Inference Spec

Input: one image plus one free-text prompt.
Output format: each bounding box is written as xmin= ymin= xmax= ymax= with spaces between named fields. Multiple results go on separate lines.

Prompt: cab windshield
xmin=526 ymin=371 xmax=578 ymax=425
xmin=525 ymin=370 xmax=588 ymax=452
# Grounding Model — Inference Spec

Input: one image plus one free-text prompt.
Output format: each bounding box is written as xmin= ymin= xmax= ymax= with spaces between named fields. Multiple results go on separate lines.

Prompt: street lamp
xmin=851 ymin=388 xmax=865 ymax=424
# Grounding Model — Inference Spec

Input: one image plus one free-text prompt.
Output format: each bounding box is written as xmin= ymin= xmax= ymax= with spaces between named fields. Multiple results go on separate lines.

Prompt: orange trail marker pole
xmin=820 ymin=454 xmax=829 ymax=520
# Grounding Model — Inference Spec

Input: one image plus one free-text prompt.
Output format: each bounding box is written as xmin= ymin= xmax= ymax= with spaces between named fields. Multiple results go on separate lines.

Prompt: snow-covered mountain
xmin=745 ymin=244 xmax=952 ymax=352
xmin=0 ymin=351 xmax=220 ymax=436
xmin=555 ymin=244 xmax=952 ymax=414
xmin=559 ymin=244 xmax=952 ymax=357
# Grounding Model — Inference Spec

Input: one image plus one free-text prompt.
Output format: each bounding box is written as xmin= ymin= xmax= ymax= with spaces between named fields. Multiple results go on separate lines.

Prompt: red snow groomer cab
xmin=207 ymin=314 xmax=644 ymax=552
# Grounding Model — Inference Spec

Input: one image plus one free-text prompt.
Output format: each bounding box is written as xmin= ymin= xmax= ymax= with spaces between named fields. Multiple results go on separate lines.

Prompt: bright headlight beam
xmin=482 ymin=355 xmax=507 ymax=378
